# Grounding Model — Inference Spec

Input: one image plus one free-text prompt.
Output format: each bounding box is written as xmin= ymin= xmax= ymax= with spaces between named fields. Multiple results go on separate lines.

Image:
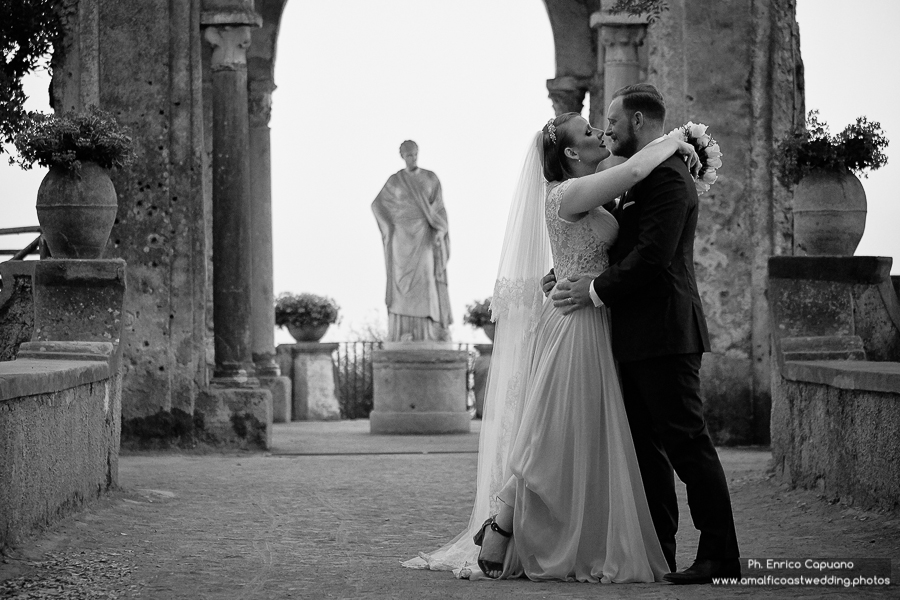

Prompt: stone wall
xmin=648 ymin=0 xmax=803 ymax=444
xmin=0 ymin=362 xmax=122 ymax=548
xmin=0 ymin=262 xmax=35 ymax=362
xmin=769 ymin=256 xmax=900 ymax=511
xmin=772 ymin=362 xmax=900 ymax=511
xmin=52 ymin=0 xmax=210 ymax=434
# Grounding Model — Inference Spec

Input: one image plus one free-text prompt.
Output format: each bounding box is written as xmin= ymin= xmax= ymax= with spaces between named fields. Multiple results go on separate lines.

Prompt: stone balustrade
xmin=768 ymin=256 xmax=900 ymax=511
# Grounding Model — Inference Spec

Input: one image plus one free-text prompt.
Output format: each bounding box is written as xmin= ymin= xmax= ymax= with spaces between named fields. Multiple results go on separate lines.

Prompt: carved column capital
xmin=204 ymin=25 xmax=252 ymax=71
xmin=597 ymin=24 xmax=646 ymax=54
xmin=546 ymin=76 xmax=591 ymax=116
xmin=249 ymin=79 xmax=275 ymax=127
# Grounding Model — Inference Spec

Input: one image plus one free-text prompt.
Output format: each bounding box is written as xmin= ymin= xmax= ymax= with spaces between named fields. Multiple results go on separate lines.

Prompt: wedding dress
xmin=403 ymin=138 xmax=668 ymax=583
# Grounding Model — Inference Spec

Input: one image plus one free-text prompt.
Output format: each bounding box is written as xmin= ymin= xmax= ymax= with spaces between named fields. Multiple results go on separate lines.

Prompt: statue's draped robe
xmin=372 ymin=168 xmax=452 ymax=341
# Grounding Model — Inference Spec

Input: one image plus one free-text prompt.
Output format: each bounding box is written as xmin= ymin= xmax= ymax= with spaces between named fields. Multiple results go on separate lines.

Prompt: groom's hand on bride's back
xmin=552 ymin=276 xmax=594 ymax=315
xmin=541 ymin=269 xmax=557 ymax=297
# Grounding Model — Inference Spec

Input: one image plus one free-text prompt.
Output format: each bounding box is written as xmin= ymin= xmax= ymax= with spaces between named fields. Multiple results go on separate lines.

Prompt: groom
xmin=547 ymin=83 xmax=740 ymax=584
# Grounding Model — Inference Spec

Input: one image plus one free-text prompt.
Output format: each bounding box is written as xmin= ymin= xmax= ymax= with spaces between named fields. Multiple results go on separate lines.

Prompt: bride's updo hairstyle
xmin=542 ymin=112 xmax=581 ymax=182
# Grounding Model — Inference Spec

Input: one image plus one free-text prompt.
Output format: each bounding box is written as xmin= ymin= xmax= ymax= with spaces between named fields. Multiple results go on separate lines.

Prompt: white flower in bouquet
xmin=668 ymin=121 xmax=723 ymax=195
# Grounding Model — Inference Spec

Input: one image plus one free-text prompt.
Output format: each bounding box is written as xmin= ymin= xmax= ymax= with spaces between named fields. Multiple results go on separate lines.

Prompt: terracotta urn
xmin=36 ymin=162 xmax=118 ymax=259
xmin=792 ymin=170 xmax=867 ymax=256
xmin=287 ymin=323 xmax=329 ymax=343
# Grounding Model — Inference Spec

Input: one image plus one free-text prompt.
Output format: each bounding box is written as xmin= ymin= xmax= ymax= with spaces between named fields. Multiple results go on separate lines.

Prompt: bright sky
xmin=2 ymin=0 xmax=898 ymax=346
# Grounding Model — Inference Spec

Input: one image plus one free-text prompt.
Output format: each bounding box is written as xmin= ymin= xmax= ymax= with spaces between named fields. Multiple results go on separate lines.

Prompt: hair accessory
xmin=546 ymin=119 xmax=557 ymax=144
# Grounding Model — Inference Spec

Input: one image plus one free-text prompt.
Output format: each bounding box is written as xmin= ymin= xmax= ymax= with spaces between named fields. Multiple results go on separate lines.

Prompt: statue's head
xmin=399 ymin=140 xmax=418 ymax=171
xmin=542 ymin=114 xmax=609 ymax=182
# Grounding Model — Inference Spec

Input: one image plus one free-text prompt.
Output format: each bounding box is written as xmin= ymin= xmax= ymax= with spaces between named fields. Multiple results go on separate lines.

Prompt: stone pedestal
xmin=30 ymin=259 xmax=126 ymax=349
xmin=472 ymin=343 xmax=493 ymax=419
xmin=276 ymin=343 xmax=341 ymax=421
xmin=258 ymin=375 xmax=291 ymax=423
xmin=196 ymin=385 xmax=272 ymax=449
xmin=370 ymin=343 xmax=470 ymax=434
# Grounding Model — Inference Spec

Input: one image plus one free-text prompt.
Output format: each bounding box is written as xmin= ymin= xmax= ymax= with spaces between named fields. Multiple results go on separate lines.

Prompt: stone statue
xmin=372 ymin=140 xmax=452 ymax=342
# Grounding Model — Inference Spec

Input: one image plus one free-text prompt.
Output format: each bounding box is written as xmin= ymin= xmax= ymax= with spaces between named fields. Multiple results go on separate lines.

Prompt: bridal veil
xmin=402 ymin=131 xmax=550 ymax=577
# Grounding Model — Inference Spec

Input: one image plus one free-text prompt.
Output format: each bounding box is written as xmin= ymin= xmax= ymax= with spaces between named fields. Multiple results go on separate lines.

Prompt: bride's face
xmin=563 ymin=117 xmax=610 ymax=170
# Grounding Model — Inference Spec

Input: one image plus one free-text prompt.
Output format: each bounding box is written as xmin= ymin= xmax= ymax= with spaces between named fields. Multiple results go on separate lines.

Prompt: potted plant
xmin=463 ymin=297 xmax=494 ymax=341
xmin=775 ymin=110 xmax=888 ymax=256
xmin=275 ymin=292 xmax=340 ymax=342
xmin=12 ymin=106 xmax=134 ymax=259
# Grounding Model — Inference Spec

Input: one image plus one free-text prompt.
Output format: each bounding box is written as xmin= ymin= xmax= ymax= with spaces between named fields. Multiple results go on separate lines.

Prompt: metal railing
xmin=0 ymin=226 xmax=45 ymax=260
xmin=331 ymin=341 xmax=476 ymax=420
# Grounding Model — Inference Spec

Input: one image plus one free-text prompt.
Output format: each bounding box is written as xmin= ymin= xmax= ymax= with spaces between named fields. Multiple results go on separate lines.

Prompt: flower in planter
xmin=775 ymin=110 xmax=888 ymax=188
xmin=274 ymin=292 xmax=340 ymax=330
xmin=11 ymin=106 xmax=135 ymax=175
xmin=463 ymin=297 xmax=493 ymax=329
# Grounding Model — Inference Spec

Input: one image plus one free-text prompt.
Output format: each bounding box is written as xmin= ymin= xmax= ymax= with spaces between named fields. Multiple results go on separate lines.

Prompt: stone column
xmin=199 ymin=6 xmax=272 ymax=449
xmin=249 ymin=76 xmax=291 ymax=419
xmin=205 ymin=24 xmax=256 ymax=385
xmin=591 ymin=10 xmax=648 ymax=115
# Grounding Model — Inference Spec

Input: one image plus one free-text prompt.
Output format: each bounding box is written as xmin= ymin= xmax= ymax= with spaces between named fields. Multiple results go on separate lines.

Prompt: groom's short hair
xmin=612 ymin=83 xmax=666 ymax=124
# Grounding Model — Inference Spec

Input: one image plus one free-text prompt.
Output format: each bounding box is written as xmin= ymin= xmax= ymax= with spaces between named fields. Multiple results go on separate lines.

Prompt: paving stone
xmin=1 ymin=421 xmax=897 ymax=599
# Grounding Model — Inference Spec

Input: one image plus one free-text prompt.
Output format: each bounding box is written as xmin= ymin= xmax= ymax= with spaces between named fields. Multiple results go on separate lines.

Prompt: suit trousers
xmin=618 ymin=353 xmax=740 ymax=570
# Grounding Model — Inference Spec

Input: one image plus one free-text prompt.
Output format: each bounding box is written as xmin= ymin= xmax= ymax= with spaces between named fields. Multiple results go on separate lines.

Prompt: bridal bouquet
xmin=668 ymin=122 xmax=722 ymax=195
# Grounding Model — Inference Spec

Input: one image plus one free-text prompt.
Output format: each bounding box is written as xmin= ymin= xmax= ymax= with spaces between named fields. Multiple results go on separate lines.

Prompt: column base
xmin=259 ymin=375 xmax=291 ymax=423
xmin=196 ymin=385 xmax=272 ymax=449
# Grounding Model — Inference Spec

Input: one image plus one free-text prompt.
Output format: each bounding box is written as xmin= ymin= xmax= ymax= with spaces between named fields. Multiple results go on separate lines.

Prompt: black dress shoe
xmin=663 ymin=558 xmax=741 ymax=585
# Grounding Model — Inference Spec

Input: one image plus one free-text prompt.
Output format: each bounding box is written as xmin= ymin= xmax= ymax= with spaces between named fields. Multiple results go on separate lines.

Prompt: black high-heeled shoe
xmin=473 ymin=516 xmax=512 ymax=578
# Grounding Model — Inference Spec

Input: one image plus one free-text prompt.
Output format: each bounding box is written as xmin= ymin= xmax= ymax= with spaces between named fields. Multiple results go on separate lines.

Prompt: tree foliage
xmin=607 ymin=0 xmax=669 ymax=24
xmin=1 ymin=0 xmax=62 ymax=155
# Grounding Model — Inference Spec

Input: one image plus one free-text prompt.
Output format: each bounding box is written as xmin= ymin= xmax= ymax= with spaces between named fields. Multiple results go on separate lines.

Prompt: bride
xmin=403 ymin=113 xmax=699 ymax=582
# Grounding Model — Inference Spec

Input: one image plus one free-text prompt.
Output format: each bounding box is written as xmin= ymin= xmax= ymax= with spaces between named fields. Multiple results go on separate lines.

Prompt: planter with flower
xmin=275 ymin=292 xmax=340 ymax=342
xmin=12 ymin=107 xmax=134 ymax=259
xmin=463 ymin=297 xmax=494 ymax=341
xmin=775 ymin=111 xmax=888 ymax=256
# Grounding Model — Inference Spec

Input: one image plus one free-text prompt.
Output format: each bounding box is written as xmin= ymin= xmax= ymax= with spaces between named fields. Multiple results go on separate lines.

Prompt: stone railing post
xmin=591 ymin=9 xmax=648 ymax=118
xmin=199 ymin=2 xmax=272 ymax=448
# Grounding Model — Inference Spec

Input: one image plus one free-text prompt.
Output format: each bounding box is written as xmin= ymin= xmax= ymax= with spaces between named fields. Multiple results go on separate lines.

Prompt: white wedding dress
xmin=403 ymin=163 xmax=667 ymax=583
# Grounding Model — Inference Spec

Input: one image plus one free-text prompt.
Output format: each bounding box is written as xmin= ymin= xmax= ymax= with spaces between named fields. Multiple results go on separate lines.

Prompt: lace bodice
xmin=545 ymin=179 xmax=618 ymax=280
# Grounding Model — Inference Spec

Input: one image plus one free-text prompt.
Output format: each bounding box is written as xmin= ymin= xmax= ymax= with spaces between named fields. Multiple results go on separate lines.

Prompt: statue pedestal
xmin=473 ymin=343 xmax=493 ymax=419
xmin=370 ymin=343 xmax=470 ymax=434
xmin=277 ymin=343 xmax=341 ymax=421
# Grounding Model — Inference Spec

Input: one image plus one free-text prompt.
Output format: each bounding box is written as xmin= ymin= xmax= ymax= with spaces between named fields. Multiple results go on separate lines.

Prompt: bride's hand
xmin=677 ymin=141 xmax=701 ymax=178
xmin=541 ymin=269 xmax=557 ymax=297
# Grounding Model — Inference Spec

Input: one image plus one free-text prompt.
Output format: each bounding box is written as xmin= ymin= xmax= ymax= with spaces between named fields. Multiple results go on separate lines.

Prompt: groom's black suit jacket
xmin=593 ymin=154 xmax=711 ymax=363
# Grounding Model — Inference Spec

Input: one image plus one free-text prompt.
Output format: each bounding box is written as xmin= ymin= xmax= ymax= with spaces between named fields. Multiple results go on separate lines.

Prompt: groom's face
xmin=604 ymin=97 xmax=638 ymax=158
